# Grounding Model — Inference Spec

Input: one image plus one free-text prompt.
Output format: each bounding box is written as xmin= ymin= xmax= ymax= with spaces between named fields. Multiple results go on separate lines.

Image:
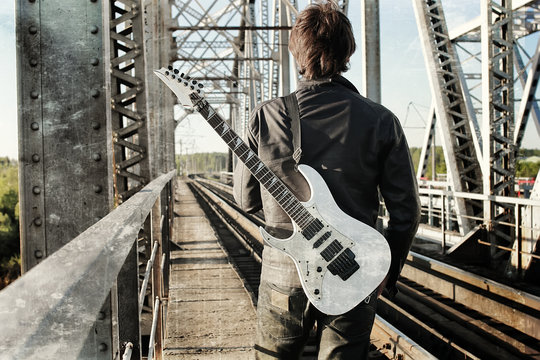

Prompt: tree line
xmin=0 ymin=157 xmax=20 ymax=289
xmin=409 ymin=147 xmax=540 ymax=179
xmin=175 ymin=152 xmax=228 ymax=176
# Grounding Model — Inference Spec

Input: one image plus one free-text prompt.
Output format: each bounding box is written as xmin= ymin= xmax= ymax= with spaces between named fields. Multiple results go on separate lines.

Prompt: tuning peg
xmin=165 ymin=70 xmax=170 ymax=75
xmin=191 ymin=80 xmax=197 ymax=85
xmin=173 ymin=69 xmax=179 ymax=74
xmin=171 ymin=74 xmax=176 ymax=79
xmin=198 ymin=83 xmax=203 ymax=89
xmin=180 ymin=73 xmax=185 ymax=78
xmin=183 ymin=81 xmax=189 ymax=87
xmin=197 ymin=89 xmax=205 ymax=97
xmin=168 ymin=65 xmax=173 ymax=70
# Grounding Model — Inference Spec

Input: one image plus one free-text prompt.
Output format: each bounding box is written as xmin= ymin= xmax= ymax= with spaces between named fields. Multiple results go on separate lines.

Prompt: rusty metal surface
xmin=0 ymin=171 xmax=174 ymax=360
xmin=402 ymin=251 xmax=540 ymax=340
xmin=16 ymin=0 xmax=113 ymax=357
xmin=16 ymin=0 xmax=112 ymax=271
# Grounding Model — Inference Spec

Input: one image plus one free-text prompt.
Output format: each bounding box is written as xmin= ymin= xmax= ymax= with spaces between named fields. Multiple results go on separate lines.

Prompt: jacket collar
xmin=297 ymin=75 xmax=360 ymax=94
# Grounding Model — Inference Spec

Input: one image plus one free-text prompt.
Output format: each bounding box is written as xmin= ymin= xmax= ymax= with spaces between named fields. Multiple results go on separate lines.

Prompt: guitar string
xmin=194 ymin=94 xmax=319 ymax=231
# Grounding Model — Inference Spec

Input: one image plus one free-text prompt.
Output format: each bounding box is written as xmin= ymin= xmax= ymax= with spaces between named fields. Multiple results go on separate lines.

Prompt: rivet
xmin=90 ymin=25 xmax=99 ymax=34
xmin=29 ymin=0 xmax=36 ymax=3
xmin=92 ymin=122 xmax=101 ymax=130
xmin=97 ymin=311 xmax=106 ymax=320
xmin=34 ymin=217 xmax=42 ymax=226
xmin=314 ymin=289 xmax=320 ymax=295
xmin=30 ymin=122 xmax=39 ymax=131
xmin=32 ymin=186 xmax=41 ymax=195
xmin=317 ymin=266 xmax=322 ymax=272
xmin=29 ymin=58 xmax=38 ymax=67
xmin=92 ymin=153 xmax=101 ymax=161
xmin=91 ymin=89 xmax=100 ymax=98
xmin=98 ymin=343 xmax=107 ymax=352
xmin=93 ymin=185 xmax=102 ymax=193
xmin=34 ymin=250 xmax=43 ymax=259
xmin=90 ymin=57 xmax=99 ymax=66
xmin=30 ymin=91 xmax=39 ymax=99
xmin=29 ymin=26 xmax=38 ymax=34
xmin=31 ymin=154 xmax=40 ymax=162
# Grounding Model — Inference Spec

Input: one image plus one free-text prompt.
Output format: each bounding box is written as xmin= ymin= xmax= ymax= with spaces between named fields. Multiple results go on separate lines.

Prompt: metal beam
xmin=412 ymin=0 xmax=484 ymax=235
xmin=481 ymin=0 xmax=516 ymax=259
xmin=449 ymin=0 xmax=539 ymax=41
xmin=361 ymin=0 xmax=381 ymax=103
xmin=16 ymin=0 xmax=114 ymax=357
xmin=514 ymin=37 xmax=540 ymax=147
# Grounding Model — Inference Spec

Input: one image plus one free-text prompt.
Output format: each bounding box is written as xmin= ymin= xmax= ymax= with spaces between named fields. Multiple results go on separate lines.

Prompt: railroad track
xmin=187 ymin=177 xmax=540 ymax=360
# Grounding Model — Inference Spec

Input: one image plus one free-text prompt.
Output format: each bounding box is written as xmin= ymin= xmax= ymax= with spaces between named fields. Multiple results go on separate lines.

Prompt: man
xmin=233 ymin=2 xmax=420 ymax=359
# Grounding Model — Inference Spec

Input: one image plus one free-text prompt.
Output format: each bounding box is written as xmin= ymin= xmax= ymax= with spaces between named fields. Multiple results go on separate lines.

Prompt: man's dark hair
xmin=289 ymin=1 xmax=356 ymax=80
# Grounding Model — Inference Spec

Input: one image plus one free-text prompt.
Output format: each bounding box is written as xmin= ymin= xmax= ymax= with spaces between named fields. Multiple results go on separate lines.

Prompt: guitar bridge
xmin=327 ymin=248 xmax=360 ymax=281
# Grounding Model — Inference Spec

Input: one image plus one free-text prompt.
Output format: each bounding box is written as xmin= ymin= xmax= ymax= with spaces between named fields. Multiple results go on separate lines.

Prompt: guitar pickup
xmin=320 ymin=240 xmax=343 ymax=262
xmin=301 ymin=218 xmax=324 ymax=240
xmin=313 ymin=231 xmax=332 ymax=248
xmin=327 ymin=248 xmax=360 ymax=281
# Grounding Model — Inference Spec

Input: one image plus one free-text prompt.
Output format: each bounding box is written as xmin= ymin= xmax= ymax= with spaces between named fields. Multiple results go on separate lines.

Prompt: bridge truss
xmin=12 ymin=0 xmax=540 ymax=358
xmin=413 ymin=0 xmax=540 ymax=272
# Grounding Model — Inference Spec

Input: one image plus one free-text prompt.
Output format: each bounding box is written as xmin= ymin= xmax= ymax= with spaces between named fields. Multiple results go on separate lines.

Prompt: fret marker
xmin=256 ymin=163 xmax=264 ymax=173
xmin=234 ymin=138 xmax=242 ymax=149
xmin=208 ymin=107 xmax=215 ymax=117
xmin=270 ymin=177 xmax=277 ymax=186
xmin=221 ymin=123 xmax=230 ymax=135
xmin=246 ymin=151 xmax=254 ymax=160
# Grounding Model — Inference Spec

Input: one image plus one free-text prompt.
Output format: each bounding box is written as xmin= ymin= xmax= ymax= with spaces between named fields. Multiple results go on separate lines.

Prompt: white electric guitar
xmin=155 ymin=67 xmax=391 ymax=315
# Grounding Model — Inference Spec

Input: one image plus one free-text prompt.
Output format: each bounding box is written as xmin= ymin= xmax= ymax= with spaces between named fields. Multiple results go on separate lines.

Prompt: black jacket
xmin=233 ymin=75 xmax=420 ymax=293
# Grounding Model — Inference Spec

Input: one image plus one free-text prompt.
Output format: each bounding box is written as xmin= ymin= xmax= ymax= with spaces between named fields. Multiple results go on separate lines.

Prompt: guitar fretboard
xmin=191 ymin=93 xmax=317 ymax=231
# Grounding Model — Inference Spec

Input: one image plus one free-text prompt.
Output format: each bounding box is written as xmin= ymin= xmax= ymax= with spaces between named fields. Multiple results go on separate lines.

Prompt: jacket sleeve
xmin=233 ymin=112 xmax=263 ymax=214
xmin=379 ymin=114 xmax=421 ymax=296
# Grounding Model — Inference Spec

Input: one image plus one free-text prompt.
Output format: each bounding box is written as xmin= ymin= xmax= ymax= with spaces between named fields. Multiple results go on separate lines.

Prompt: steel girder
xmin=449 ymin=0 xmax=540 ymax=150
xmin=481 ymin=0 xmax=517 ymax=258
xmin=361 ymin=0 xmax=381 ymax=103
xmin=109 ymin=0 xmax=152 ymax=203
xmin=413 ymin=0 xmax=484 ymax=235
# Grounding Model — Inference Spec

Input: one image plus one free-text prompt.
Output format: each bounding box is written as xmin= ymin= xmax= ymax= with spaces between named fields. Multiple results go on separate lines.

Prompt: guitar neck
xmin=193 ymin=95 xmax=315 ymax=230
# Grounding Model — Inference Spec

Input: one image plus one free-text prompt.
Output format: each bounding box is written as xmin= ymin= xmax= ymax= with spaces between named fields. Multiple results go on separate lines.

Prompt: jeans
xmin=254 ymin=280 xmax=377 ymax=359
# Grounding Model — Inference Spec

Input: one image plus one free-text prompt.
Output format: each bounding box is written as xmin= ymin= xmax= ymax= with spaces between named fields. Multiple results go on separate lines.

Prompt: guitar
xmin=154 ymin=66 xmax=391 ymax=315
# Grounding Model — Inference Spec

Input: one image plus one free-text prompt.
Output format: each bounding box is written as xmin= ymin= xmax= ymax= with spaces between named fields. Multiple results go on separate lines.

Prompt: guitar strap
xmin=283 ymin=92 xmax=302 ymax=166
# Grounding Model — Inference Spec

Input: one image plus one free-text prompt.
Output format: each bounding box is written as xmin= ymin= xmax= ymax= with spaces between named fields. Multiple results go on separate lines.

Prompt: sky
xmin=0 ymin=0 xmax=538 ymax=159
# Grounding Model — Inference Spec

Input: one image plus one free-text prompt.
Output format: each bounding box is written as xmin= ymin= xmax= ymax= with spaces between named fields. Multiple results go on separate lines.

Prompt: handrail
xmin=0 ymin=170 xmax=175 ymax=359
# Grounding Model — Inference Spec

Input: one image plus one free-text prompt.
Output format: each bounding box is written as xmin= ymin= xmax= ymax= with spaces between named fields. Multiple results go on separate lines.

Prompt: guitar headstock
xmin=153 ymin=66 xmax=204 ymax=108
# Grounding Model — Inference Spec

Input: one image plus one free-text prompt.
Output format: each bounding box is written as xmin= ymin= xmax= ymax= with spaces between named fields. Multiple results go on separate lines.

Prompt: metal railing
xmin=409 ymin=182 xmax=540 ymax=275
xmin=0 ymin=170 xmax=175 ymax=360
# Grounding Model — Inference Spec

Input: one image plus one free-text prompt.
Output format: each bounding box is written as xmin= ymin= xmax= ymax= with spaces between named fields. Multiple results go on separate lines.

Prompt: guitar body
xmin=259 ymin=165 xmax=391 ymax=315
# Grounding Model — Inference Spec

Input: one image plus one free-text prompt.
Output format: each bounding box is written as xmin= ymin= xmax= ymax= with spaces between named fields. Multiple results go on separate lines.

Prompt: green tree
xmin=409 ymin=146 xmax=447 ymax=180
xmin=0 ymin=157 xmax=20 ymax=289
